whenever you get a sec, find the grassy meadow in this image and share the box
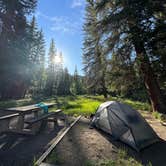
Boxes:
[50,95,151,116]
[0,95,151,116]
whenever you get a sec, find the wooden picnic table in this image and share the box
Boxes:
[4,103,55,133]
[5,103,55,113]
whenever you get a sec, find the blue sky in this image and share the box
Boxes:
[33,0,85,75]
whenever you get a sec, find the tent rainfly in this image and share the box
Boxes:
[91,101,159,151]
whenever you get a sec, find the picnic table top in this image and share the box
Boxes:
[5,103,55,113]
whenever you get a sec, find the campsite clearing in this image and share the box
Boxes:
[0,96,165,166]
[45,114,166,166]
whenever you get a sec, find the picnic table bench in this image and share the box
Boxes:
[0,103,68,135]
[24,109,68,134]
[0,113,19,133]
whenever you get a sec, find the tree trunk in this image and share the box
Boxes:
[133,40,166,114]
[103,92,108,99]
[101,77,108,99]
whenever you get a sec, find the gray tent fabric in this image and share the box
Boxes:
[92,101,159,151]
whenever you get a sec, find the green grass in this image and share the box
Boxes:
[45,150,63,165]
[152,111,162,121]
[0,95,151,116]
[51,95,151,116]
[122,99,150,111]
[84,149,150,166]
[60,96,101,116]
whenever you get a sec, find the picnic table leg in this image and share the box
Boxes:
[34,111,39,118]
[31,123,42,134]
[53,118,58,129]
[40,119,47,131]
[16,114,25,131]
[0,120,10,132]
[64,114,69,126]
[59,113,69,127]
[31,110,43,134]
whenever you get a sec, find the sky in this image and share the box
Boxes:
[34,0,86,75]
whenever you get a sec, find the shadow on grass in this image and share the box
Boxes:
[85,95,106,102]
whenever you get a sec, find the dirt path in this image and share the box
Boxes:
[140,111,166,140]
[46,117,117,166]
[46,114,166,166]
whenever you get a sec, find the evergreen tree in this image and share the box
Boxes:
[96,0,166,113]
[0,0,37,99]
[37,29,46,93]
[56,52,64,94]
[145,1,166,97]
[27,17,46,97]
[63,68,71,95]
[33,29,46,96]
[45,42,72,97]
[71,66,83,95]
[106,54,147,101]
[27,16,39,96]
[83,0,108,98]
[57,67,71,95]
[45,39,57,96]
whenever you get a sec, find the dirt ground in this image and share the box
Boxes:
[46,113,166,166]
[140,111,166,140]
[46,117,117,166]
[0,111,165,166]
[0,117,75,166]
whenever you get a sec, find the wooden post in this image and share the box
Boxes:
[0,119,10,132]
[64,114,69,127]
[34,111,39,118]
[31,122,42,135]
[53,118,58,129]
[16,113,25,131]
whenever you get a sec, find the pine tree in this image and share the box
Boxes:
[0,0,37,99]
[145,1,166,98]
[96,0,166,113]
[28,16,39,63]
[27,17,46,97]
[27,16,39,96]
[56,51,64,94]
[45,39,57,96]
[63,68,71,95]
[71,66,83,95]
[37,29,46,92]
[106,54,147,101]
[83,0,108,98]
[56,52,69,96]
[57,67,71,96]
[33,29,46,96]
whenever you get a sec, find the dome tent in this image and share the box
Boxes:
[91,101,159,151]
